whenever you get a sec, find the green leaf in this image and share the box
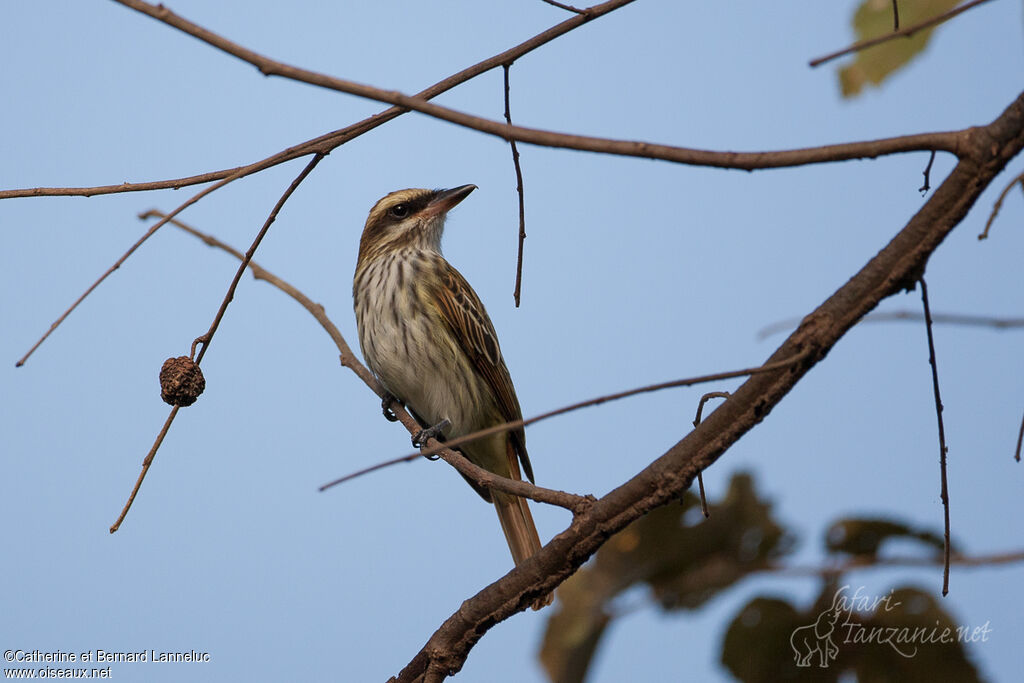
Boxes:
[839,0,962,97]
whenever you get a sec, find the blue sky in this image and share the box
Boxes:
[2,1,1022,681]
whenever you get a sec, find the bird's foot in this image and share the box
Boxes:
[413,418,451,451]
[381,392,400,422]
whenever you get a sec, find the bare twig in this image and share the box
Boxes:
[3,0,632,202]
[108,157,322,531]
[319,433,591,513]
[194,154,323,364]
[13,0,635,365]
[692,392,731,518]
[919,278,951,596]
[920,149,936,194]
[758,310,1024,340]
[391,92,1024,682]
[809,0,997,68]
[765,549,1024,578]
[541,0,586,13]
[1015,409,1024,462]
[8,0,976,211]
[156,211,591,514]
[425,448,590,513]
[504,64,528,308]
[322,365,793,496]
[693,392,731,428]
[15,173,240,367]
[144,211,378,389]
[0,172,247,200]
[978,169,1024,239]
[402,354,809,462]
[109,407,179,533]
[115,0,965,169]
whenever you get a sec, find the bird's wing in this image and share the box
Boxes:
[425,261,534,482]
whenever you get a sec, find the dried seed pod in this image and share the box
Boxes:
[159,356,205,407]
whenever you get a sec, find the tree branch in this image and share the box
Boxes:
[320,357,805,494]
[113,0,965,171]
[978,169,1024,239]
[108,156,321,530]
[1,0,634,201]
[809,0,998,68]
[391,90,1024,683]
[918,278,952,595]
[758,310,1024,340]
[12,0,637,364]
[503,63,528,307]
[156,211,592,514]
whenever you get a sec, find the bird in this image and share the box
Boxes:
[352,184,551,609]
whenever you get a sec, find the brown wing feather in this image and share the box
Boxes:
[428,262,534,482]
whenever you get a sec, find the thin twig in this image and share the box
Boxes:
[427,448,588,513]
[319,427,592,513]
[373,354,808,465]
[108,157,322,531]
[541,0,586,13]
[758,310,1024,340]
[763,549,1024,578]
[194,154,323,364]
[919,278,951,596]
[0,172,249,200]
[693,392,731,429]
[319,440,591,512]
[320,357,801,495]
[4,0,630,202]
[109,407,179,533]
[503,64,528,307]
[144,211,379,390]
[12,1,635,365]
[920,149,936,194]
[392,92,1024,682]
[156,211,590,513]
[115,0,964,169]
[6,0,969,204]
[978,170,1024,239]
[15,173,241,367]
[1015,409,1023,462]
[692,392,730,518]
[809,0,997,68]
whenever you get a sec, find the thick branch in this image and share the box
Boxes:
[392,91,1024,683]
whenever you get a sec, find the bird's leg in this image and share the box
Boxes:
[412,418,451,450]
[381,392,400,422]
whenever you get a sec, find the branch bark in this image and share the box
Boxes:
[1,0,635,201]
[112,0,965,172]
[391,90,1024,682]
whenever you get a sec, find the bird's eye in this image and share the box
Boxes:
[389,203,410,218]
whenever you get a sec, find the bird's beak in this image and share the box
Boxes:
[425,184,476,217]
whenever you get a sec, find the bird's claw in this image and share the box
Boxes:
[413,418,451,451]
[381,392,399,422]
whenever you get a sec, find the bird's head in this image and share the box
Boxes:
[357,184,476,265]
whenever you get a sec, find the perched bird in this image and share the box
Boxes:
[353,185,551,609]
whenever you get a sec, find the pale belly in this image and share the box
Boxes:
[355,268,489,441]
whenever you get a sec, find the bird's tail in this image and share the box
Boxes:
[493,490,552,610]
